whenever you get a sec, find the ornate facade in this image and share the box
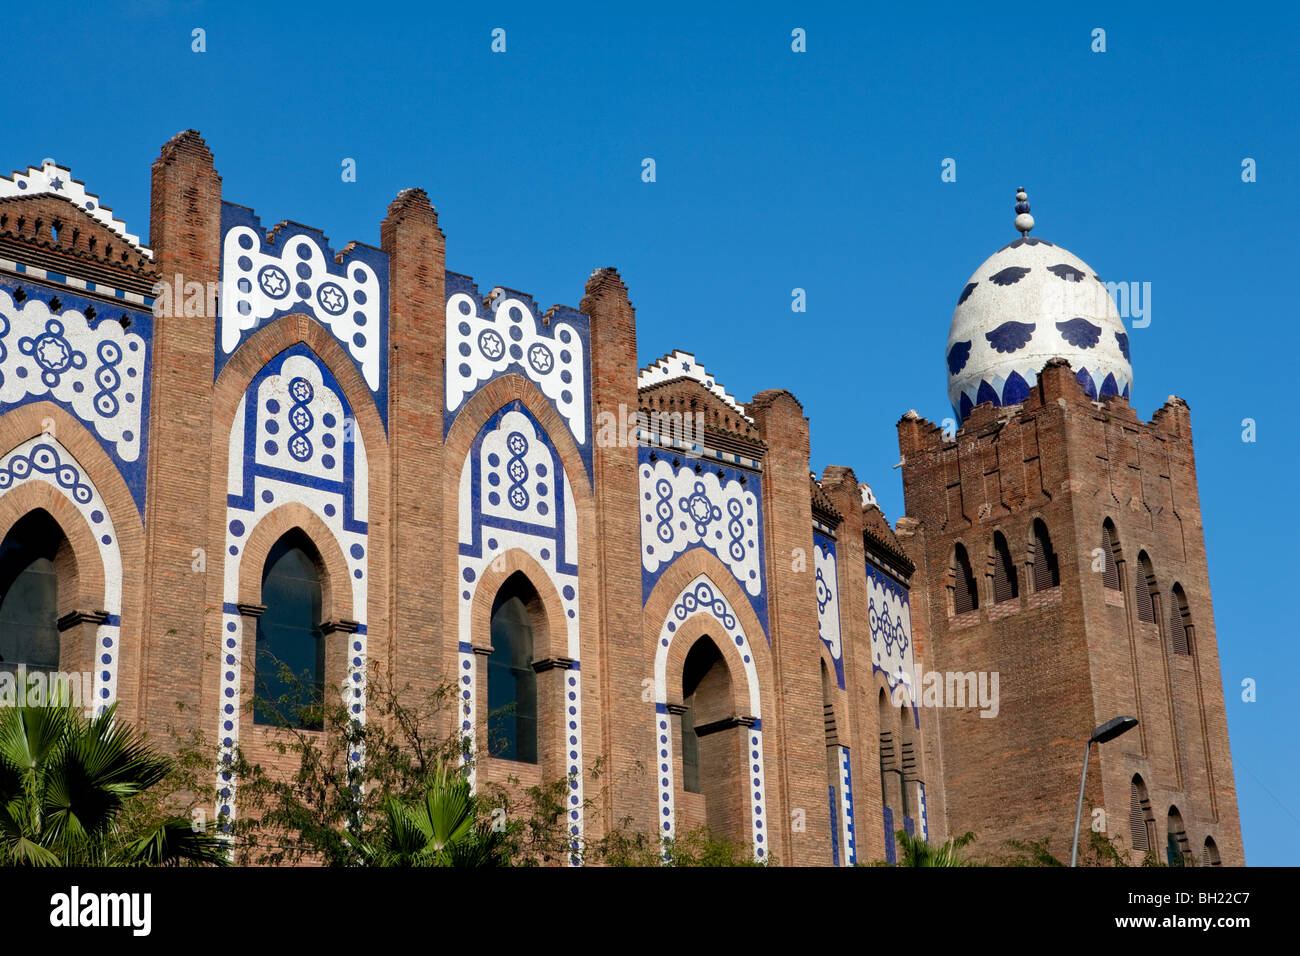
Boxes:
[0,134,1242,865]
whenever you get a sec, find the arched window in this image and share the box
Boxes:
[991,531,1019,603]
[1166,806,1191,866]
[821,660,838,747]
[1129,774,1155,855]
[1169,584,1192,656]
[1136,552,1158,624]
[487,572,539,764]
[952,543,978,613]
[0,510,65,676]
[1031,519,1059,591]
[681,635,742,843]
[1202,836,1221,866]
[899,704,915,820]
[1101,520,1122,590]
[878,688,900,811]
[255,530,325,729]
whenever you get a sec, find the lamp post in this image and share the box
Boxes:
[1070,715,1138,867]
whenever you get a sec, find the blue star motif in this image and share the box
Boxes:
[48,176,64,191]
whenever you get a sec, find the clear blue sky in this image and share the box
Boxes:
[9,1,1297,864]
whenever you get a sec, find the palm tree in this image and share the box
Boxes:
[344,760,507,867]
[0,701,227,866]
[894,829,979,866]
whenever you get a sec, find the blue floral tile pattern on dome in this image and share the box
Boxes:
[946,340,972,375]
[1001,370,1031,405]
[1047,263,1086,282]
[985,321,1035,354]
[988,266,1031,286]
[0,282,153,514]
[1056,318,1102,348]
[1115,330,1130,361]
[217,203,389,429]
[998,237,1055,251]
[1076,367,1097,399]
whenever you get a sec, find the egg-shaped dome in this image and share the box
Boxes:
[946,195,1132,421]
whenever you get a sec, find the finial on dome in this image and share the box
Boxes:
[1014,186,1035,236]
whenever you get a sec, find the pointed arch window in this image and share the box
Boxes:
[877,688,901,812]
[1102,520,1122,590]
[1167,806,1191,866]
[991,531,1019,603]
[0,510,65,676]
[952,543,978,613]
[1136,552,1157,624]
[680,635,745,844]
[1129,774,1155,854]
[255,530,325,729]
[1169,584,1192,656]
[487,573,539,764]
[1202,837,1221,866]
[1031,519,1059,591]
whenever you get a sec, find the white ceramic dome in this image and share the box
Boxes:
[946,197,1132,421]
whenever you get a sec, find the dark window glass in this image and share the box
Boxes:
[487,578,538,763]
[681,695,700,794]
[0,511,63,675]
[254,532,324,729]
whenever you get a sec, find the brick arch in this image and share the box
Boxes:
[660,611,752,717]
[443,373,597,843]
[235,501,355,623]
[0,401,143,548]
[0,479,103,614]
[644,559,774,861]
[444,372,591,504]
[206,319,389,682]
[442,377,597,670]
[467,547,566,664]
[214,312,386,454]
[0,419,139,715]
[643,546,773,690]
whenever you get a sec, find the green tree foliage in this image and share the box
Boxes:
[0,701,226,866]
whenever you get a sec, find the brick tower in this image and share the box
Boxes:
[896,190,1243,865]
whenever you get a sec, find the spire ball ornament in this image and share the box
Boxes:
[1014,186,1035,236]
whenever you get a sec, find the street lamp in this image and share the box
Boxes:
[1070,715,1138,867]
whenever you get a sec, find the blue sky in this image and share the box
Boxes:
[8,1,1298,863]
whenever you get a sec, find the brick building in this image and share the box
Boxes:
[0,135,1242,865]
